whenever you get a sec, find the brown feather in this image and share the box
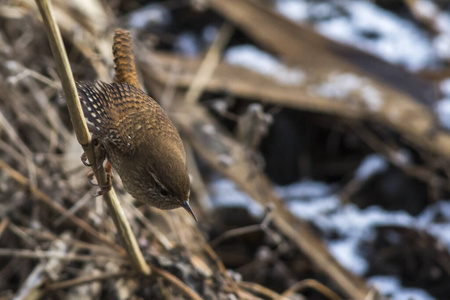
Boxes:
[113,29,140,88]
[76,29,195,218]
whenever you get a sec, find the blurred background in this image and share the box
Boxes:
[1,0,450,299]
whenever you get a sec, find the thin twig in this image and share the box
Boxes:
[210,208,273,247]
[35,0,150,275]
[13,238,67,300]
[239,281,289,300]
[152,266,203,300]
[18,226,118,256]
[210,224,261,247]
[0,248,126,263]
[184,22,234,105]
[282,279,342,300]
[0,218,9,239]
[45,271,137,291]
[0,158,123,253]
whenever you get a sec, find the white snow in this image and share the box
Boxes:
[225,45,305,86]
[433,13,450,60]
[435,78,450,130]
[311,72,383,111]
[434,34,450,60]
[275,180,330,199]
[435,98,450,130]
[175,32,199,57]
[209,179,264,216]
[355,154,388,180]
[328,238,368,274]
[210,155,450,298]
[128,4,171,29]
[275,0,309,22]
[369,276,434,300]
[276,0,435,71]
[440,78,450,97]
[202,26,218,43]
[414,0,438,19]
[204,2,450,297]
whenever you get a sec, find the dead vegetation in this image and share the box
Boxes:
[1,0,450,299]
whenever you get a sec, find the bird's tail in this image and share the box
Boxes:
[113,29,140,89]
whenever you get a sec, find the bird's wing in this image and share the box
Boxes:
[77,81,178,156]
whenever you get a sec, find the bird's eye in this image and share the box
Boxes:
[160,188,169,196]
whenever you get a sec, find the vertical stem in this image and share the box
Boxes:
[35,0,150,275]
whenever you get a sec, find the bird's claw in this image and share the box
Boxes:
[80,152,92,167]
[93,138,106,170]
[92,162,113,197]
[83,138,113,196]
[87,171,98,186]
[92,176,112,197]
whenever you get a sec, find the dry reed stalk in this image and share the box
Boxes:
[282,279,342,300]
[0,158,122,253]
[34,0,150,275]
[184,22,234,105]
[0,248,126,263]
[45,271,136,291]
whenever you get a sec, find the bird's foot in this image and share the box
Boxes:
[87,171,98,186]
[80,152,92,166]
[92,161,113,197]
[92,137,106,170]
[80,137,106,170]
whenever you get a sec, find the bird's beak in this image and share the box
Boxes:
[182,200,198,222]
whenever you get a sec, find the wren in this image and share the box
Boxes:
[76,29,197,221]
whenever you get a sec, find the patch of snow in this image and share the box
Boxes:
[211,151,450,298]
[312,72,383,111]
[175,32,199,56]
[279,178,418,278]
[275,0,309,22]
[434,34,450,61]
[128,4,171,29]
[435,98,450,130]
[225,45,305,86]
[328,238,368,275]
[202,26,218,43]
[369,276,434,300]
[428,8,450,61]
[275,180,330,199]
[414,0,438,19]
[355,154,388,180]
[435,78,450,129]
[436,13,450,34]
[427,223,450,249]
[391,149,412,166]
[321,205,414,236]
[287,196,339,220]
[419,202,450,248]
[209,179,264,216]
[440,78,450,97]
[276,0,435,71]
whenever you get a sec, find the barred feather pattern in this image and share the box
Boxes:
[113,29,140,88]
[74,29,193,215]
[76,81,182,156]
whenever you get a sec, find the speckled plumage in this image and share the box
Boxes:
[76,29,196,220]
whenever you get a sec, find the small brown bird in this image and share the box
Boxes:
[76,29,197,221]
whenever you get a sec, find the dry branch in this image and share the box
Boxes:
[13,238,68,300]
[173,104,371,298]
[45,271,136,291]
[0,158,122,253]
[205,0,450,162]
[139,49,371,296]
